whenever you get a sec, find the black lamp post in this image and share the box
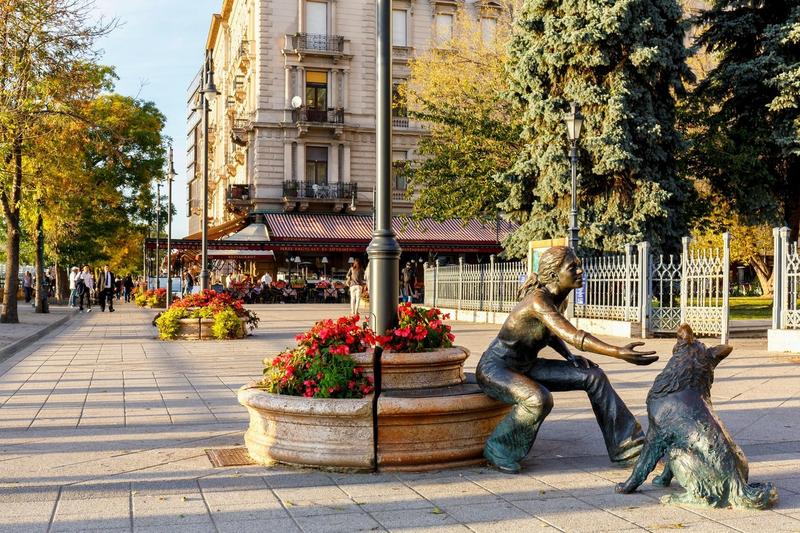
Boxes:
[367,0,401,335]
[199,49,219,291]
[166,146,176,307]
[155,181,161,289]
[563,102,584,252]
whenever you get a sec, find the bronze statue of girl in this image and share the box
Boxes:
[477,246,658,474]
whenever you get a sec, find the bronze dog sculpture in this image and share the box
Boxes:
[616,325,777,509]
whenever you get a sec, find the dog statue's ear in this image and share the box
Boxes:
[676,324,695,344]
[710,344,733,362]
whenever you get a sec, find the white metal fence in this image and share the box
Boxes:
[680,234,731,343]
[774,227,800,330]
[423,233,732,342]
[423,258,526,313]
[574,244,641,322]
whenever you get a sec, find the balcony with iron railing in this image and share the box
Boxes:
[283,180,357,200]
[292,107,344,124]
[227,184,252,203]
[290,33,344,53]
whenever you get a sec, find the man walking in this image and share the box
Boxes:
[123,274,134,302]
[76,266,94,313]
[99,265,116,312]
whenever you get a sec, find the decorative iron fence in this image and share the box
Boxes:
[423,258,527,313]
[680,234,730,343]
[774,227,800,330]
[648,252,682,334]
[574,245,640,322]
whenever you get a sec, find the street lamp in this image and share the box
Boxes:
[563,102,584,252]
[199,49,219,291]
[367,0,401,336]
[155,180,162,289]
[321,256,328,277]
[166,145,177,307]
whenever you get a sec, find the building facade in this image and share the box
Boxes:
[186,0,505,236]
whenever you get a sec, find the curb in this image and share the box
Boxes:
[0,311,75,364]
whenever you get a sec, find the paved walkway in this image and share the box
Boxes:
[0,303,74,361]
[0,303,798,532]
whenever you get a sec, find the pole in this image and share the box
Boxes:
[199,50,212,290]
[367,0,400,472]
[568,141,579,252]
[367,0,401,335]
[156,181,161,290]
[166,146,174,307]
[566,140,579,319]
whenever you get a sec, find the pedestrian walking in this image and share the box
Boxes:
[76,266,94,312]
[99,265,116,312]
[68,267,80,308]
[402,262,416,303]
[22,271,33,303]
[345,259,365,316]
[182,270,194,297]
[123,274,134,302]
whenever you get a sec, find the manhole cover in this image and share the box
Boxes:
[205,447,257,467]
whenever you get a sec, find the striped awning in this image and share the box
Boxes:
[261,213,515,252]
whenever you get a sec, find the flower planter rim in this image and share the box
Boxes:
[239,385,374,416]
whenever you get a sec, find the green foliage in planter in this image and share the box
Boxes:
[212,307,243,340]
[135,292,148,307]
[155,307,189,340]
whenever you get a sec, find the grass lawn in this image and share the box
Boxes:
[729,296,773,320]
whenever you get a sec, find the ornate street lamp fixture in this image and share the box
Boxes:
[563,102,584,252]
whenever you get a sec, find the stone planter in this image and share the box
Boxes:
[376,378,511,471]
[238,385,374,471]
[352,346,469,390]
[172,317,247,340]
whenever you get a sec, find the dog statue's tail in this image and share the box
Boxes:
[730,480,779,510]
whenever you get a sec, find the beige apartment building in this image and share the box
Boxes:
[184,0,511,267]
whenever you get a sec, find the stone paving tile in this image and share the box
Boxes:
[513,495,641,531]
[293,511,384,532]
[215,517,301,533]
[371,507,461,529]
[718,512,800,532]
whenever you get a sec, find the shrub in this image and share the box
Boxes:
[261,315,374,398]
[155,307,189,340]
[212,307,243,340]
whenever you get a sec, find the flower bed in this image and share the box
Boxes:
[155,289,259,340]
[260,315,374,398]
[135,288,166,309]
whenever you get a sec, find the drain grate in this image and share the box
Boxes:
[205,447,257,467]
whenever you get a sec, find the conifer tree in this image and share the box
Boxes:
[500,0,694,257]
[686,1,800,241]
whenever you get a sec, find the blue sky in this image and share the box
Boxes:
[94,0,220,237]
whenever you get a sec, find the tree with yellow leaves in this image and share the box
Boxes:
[402,2,523,224]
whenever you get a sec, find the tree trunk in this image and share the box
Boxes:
[56,263,69,301]
[751,254,773,297]
[1,224,20,323]
[0,134,23,324]
[34,208,49,313]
